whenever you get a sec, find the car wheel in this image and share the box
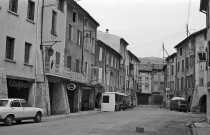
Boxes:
[16,120,22,124]
[34,112,42,123]
[4,115,14,126]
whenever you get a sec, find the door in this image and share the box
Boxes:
[10,100,23,118]
[20,100,35,117]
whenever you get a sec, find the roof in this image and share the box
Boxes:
[174,28,207,49]
[200,0,208,13]
[97,40,122,59]
[127,50,141,63]
[69,0,100,27]
[97,30,129,53]
[165,53,176,61]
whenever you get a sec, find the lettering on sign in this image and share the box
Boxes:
[8,79,29,89]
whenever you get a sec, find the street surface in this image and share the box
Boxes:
[0,105,205,135]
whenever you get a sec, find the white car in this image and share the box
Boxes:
[0,98,44,126]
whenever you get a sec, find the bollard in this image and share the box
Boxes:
[136,126,144,133]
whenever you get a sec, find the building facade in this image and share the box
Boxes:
[164,53,177,108]
[0,0,40,107]
[174,28,207,112]
[200,0,210,124]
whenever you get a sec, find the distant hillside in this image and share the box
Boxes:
[139,57,164,64]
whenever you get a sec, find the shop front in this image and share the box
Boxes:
[7,78,34,105]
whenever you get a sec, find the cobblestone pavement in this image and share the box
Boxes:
[0,105,205,135]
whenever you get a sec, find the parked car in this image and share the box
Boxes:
[119,101,134,110]
[170,97,188,112]
[0,98,44,126]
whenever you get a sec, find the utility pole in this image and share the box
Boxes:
[185,24,190,37]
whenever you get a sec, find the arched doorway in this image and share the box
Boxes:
[199,95,206,113]
[95,92,102,109]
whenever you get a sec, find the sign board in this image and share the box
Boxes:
[67,83,76,90]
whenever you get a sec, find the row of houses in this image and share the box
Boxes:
[163,28,207,114]
[0,0,165,116]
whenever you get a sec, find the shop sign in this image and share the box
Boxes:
[8,79,29,89]
[67,83,76,90]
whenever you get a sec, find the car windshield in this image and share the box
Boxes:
[0,100,9,107]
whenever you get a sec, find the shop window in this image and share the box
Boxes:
[5,36,15,60]
[9,0,18,13]
[27,0,35,21]
[103,96,109,103]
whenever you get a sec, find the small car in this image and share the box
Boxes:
[170,97,188,112]
[0,98,44,126]
[119,101,134,110]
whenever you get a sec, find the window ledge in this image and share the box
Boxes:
[24,63,33,67]
[4,59,16,63]
[26,18,35,24]
[8,10,19,17]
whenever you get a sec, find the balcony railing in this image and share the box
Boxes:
[45,62,86,83]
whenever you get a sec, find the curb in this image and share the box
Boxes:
[43,110,101,122]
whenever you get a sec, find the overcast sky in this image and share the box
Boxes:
[78,0,206,58]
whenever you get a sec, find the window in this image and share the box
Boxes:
[84,62,88,74]
[182,59,184,72]
[199,78,204,86]
[106,52,109,65]
[92,38,95,53]
[186,57,189,69]
[5,36,15,60]
[58,0,64,12]
[69,24,73,41]
[84,19,88,26]
[110,55,113,67]
[171,65,174,75]
[181,77,184,89]
[77,30,82,46]
[55,52,60,65]
[76,59,80,72]
[180,47,182,56]
[103,96,109,103]
[177,78,179,89]
[198,52,207,61]
[73,10,78,24]
[27,0,35,21]
[51,10,57,35]
[67,55,71,69]
[11,100,21,107]
[99,47,103,61]
[9,0,18,13]
[177,61,180,71]
[146,77,149,83]
[24,42,31,64]
[20,100,30,107]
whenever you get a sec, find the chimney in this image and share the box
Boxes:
[106,29,109,33]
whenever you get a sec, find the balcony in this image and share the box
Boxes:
[45,62,86,83]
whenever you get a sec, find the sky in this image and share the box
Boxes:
[78,0,206,58]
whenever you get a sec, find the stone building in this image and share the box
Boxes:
[0,0,40,107]
[164,53,177,108]
[174,28,207,112]
[200,0,210,124]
